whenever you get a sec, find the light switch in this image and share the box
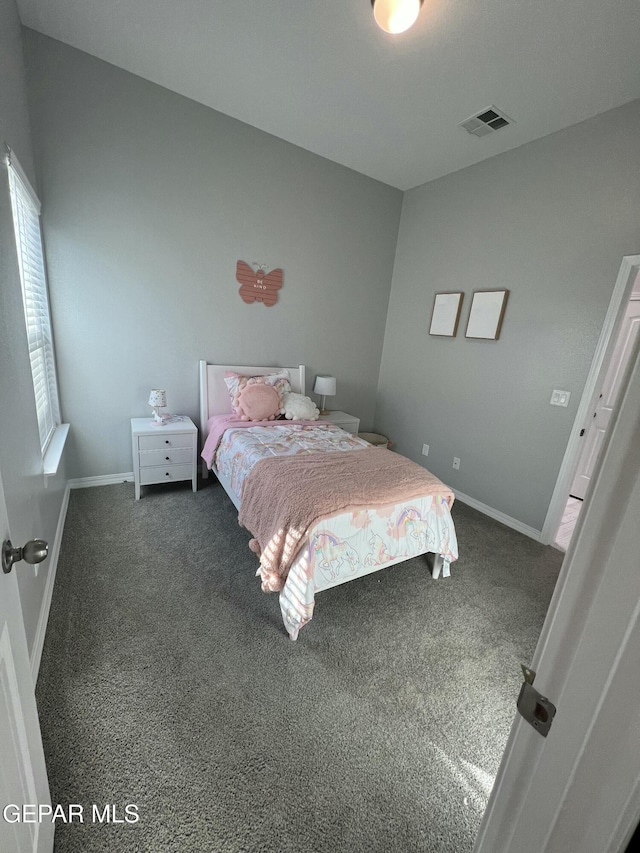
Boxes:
[550,389,571,407]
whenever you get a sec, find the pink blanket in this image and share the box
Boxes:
[200,415,323,468]
[238,448,454,592]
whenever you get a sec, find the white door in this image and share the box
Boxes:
[0,472,54,853]
[475,327,640,852]
[571,295,640,499]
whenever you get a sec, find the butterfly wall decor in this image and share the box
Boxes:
[236,261,283,307]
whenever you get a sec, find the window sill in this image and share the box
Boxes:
[43,423,70,479]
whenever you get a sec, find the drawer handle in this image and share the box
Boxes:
[165,472,170,476]
[165,456,170,461]
[165,440,170,445]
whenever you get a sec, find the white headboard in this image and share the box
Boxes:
[199,360,306,444]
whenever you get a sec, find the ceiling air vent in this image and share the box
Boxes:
[459,106,513,138]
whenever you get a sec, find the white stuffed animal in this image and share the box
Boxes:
[282,391,319,420]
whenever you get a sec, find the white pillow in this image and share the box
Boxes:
[282,392,319,420]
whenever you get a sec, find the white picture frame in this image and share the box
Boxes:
[465,289,509,340]
[429,292,464,337]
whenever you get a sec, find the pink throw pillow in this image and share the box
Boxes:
[235,383,281,421]
[224,370,290,416]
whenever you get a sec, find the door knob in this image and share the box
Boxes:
[2,539,49,574]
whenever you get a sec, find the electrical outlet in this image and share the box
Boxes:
[550,389,571,407]
[452,457,461,470]
[422,444,429,456]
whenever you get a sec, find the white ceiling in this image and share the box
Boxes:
[16,0,640,190]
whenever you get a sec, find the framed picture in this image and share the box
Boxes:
[429,292,464,337]
[465,289,509,340]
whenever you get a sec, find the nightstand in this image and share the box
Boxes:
[131,417,198,500]
[318,411,360,435]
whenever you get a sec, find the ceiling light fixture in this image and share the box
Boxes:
[371,0,424,34]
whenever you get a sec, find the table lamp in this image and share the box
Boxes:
[313,376,336,415]
[148,389,167,425]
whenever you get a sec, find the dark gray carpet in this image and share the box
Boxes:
[36,479,562,853]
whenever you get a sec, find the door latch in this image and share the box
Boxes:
[517,665,556,737]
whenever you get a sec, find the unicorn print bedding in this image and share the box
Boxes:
[211,421,458,640]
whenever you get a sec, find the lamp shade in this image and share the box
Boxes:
[371,0,423,34]
[313,376,336,397]
[148,389,167,407]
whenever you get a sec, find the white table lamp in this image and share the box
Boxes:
[313,376,336,415]
[148,389,167,425]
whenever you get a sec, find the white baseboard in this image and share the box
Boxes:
[68,472,134,489]
[30,481,71,685]
[454,489,543,542]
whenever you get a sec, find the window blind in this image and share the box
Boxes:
[7,150,61,454]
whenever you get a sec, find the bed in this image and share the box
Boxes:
[199,361,459,639]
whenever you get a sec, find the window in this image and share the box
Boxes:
[6,148,61,454]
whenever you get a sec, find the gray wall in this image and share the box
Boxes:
[21,28,640,536]
[24,31,403,480]
[375,99,640,531]
[0,0,68,655]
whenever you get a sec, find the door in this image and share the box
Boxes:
[0,471,54,853]
[542,257,640,546]
[571,285,640,499]
[475,317,640,852]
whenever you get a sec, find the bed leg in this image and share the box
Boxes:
[201,460,209,479]
[431,553,443,579]
[429,554,451,580]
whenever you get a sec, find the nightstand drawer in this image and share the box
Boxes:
[138,448,194,467]
[138,433,194,452]
[139,463,194,485]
